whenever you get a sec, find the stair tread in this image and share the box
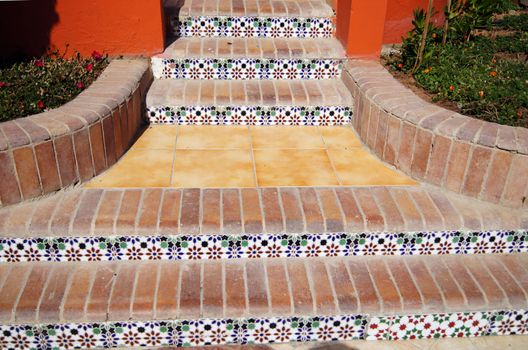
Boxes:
[1,254,527,325]
[178,0,334,18]
[157,37,346,60]
[146,79,353,107]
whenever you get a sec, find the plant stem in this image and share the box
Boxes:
[442,0,452,44]
[412,0,434,73]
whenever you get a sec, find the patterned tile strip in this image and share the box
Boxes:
[147,106,352,125]
[0,230,526,263]
[0,315,367,349]
[174,16,334,38]
[151,58,343,80]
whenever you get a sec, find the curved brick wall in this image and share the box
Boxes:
[0,59,152,207]
[343,60,528,210]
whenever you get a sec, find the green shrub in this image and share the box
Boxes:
[497,13,528,31]
[0,51,108,122]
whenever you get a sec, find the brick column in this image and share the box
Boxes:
[336,0,388,59]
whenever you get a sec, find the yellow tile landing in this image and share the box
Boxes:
[85,125,417,188]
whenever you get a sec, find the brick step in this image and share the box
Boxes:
[146,79,353,125]
[1,186,526,263]
[152,38,345,80]
[0,254,527,347]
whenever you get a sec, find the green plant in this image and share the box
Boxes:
[445,0,499,42]
[497,13,528,31]
[0,51,108,122]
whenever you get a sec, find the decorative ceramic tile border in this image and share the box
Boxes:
[174,16,334,38]
[1,230,526,263]
[0,315,366,349]
[147,106,352,125]
[488,309,528,335]
[151,58,342,80]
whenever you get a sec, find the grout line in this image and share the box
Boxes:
[247,126,259,188]
[319,126,343,185]
[169,126,179,186]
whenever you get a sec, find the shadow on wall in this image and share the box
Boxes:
[0,0,59,64]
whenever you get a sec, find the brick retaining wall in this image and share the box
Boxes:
[344,60,528,210]
[0,59,152,207]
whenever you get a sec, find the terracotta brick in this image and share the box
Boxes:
[424,258,466,310]
[409,190,444,230]
[461,146,492,197]
[354,188,385,231]
[444,141,470,193]
[13,147,42,200]
[73,129,95,181]
[425,135,451,186]
[374,111,389,157]
[61,264,95,322]
[15,265,50,323]
[366,258,402,313]
[366,105,380,149]
[246,260,269,315]
[241,188,263,233]
[137,189,163,234]
[89,123,107,174]
[202,261,224,318]
[86,264,118,321]
[119,104,130,148]
[54,135,78,187]
[462,255,508,309]
[481,150,513,204]
[225,261,247,317]
[383,116,401,165]
[405,257,444,312]
[156,263,180,319]
[180,189,200,235]
[478,122,499,147]
[0,265,31,322]
[456,118,483,142]
[0,151,22,205]
[449,197,482,230]
[411,128,433,178]
[72,189,104,235]
[35,141,61,193]
[4,203,32,236]
[427,192,463,230]
[396,122,416,173]
[94,190,122,234]
[390,188,424,231]
[346,259,380,313]
[132,263,158,319]
[483,256,527,308]
[38,264,71,323]
[107,264,136,321]
[501,255,528,299]
[279,188,304,232]
[317,189,345,232]
[29,197,59,235]
[299,188,324,233]
[202,189,221,234]
[387,258,422,312]
[102,116,117,166]
[179,262,201,318]
[1,121,30,148]
[286,260,313,315]
[266,260,292,314]
[112,108,125,158]
[306,260,336,315]
[116,189,142,234]
[442,256,486,309]
[371,187,405,231]
[335,188,365,232]
[158,189,181,234]
[50,190,83,234]
[222,189,243,234]
[261,188,284,233]
[502,155,528,208]
[326,260,358,313]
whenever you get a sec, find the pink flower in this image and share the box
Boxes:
[76,82,85,89]
[0,82,7,88]
[34,59,44,67]
[91,50,103,61]
[37,100,45,109]
[86,63,94,72]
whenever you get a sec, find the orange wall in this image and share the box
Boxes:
[1,0,165,59]
[384,0,447,44]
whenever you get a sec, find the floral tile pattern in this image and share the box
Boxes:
[151,58,342,80]
[365,316,392,340]
[488,309,528,336]
[0,230,526,263]
[0,315,367,350]
[174,16,334,38]
[147,106,352,125]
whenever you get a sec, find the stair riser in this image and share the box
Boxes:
[147,105,352,125]
[1,309,526,349]
[152,58,343,80]
[174,16,334,38]
[1,230,526,263]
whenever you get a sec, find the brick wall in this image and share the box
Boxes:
[343,60,528,210]
[0,60,152,207]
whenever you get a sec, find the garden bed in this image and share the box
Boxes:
[0,51,108,122]
[384,8,527,128]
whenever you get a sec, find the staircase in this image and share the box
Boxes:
[0,1,527,349]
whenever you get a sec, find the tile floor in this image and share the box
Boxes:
[86,125,417,188]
